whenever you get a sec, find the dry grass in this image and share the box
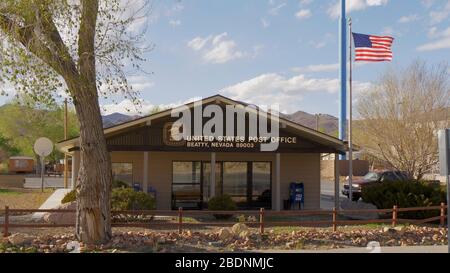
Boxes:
[0,187,54,214]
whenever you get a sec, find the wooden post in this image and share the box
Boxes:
[392,205,398,227]
[332,207,337,232]
[3,206,9,238]
[441,203,446,227]
[178,207,183,234]
[259,208,265,235]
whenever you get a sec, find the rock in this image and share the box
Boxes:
[231,223,248,235]
[386,239,397,246]
[383,227,397,234]
[239,230,250,239]
[218,228,233,241]
[43,202,76,225]
[157,237,166,244]
[286,242,295,248]
[394,226,405,232]
[8,233,34,246]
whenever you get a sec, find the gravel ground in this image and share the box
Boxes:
[1,224,447,253]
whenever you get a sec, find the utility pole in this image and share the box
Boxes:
[315,114,320,131]
[63,99,68,189]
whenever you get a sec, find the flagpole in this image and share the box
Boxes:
[339,0,347,159]
[348,18,354,201]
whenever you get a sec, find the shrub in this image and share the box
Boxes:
[111,188,155,211]
[112,180,130,189]
[207,194,237,220]
[61,189,76,204]
[362,180,446,219]
[61,187,156,211]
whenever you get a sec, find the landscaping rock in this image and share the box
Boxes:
[218,228,233,241]
[231,223,248,235]
[43,202,76,225]
[8,233,34,246]
[239,230,250,239]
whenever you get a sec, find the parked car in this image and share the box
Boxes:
[342,170,411,201]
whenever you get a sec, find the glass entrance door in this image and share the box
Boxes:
[172,162,202,209]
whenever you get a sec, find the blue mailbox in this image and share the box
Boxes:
[289,182,305,210]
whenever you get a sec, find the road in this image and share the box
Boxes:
[320,180,347,209]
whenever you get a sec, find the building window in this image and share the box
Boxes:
[112,163,133,186]
[172,161,272,210]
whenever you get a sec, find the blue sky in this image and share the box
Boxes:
[2,0,450,116]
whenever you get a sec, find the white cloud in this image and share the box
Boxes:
[165,3,184,17]
[398,14,419,24]
[299,0,314,6]
[429,1,450,25]
[261,18,271,28]
[293,62,367,73]
[382,26,394,36]
[187,33,249,64]
[127,76,155,91]
[220,73,371,113]
[269,3,287,16]
[422,0,435,9]
[328,0,389,19]
[295,9,312,20]
[308,33,334,49]
[169,20,181,27]
[417,37,450,51]
[293,63,339,73]
[101,96,201,115]
[417,26,450,51]
[0,81,16,98]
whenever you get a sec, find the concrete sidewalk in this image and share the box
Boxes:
[259,245,449,253]
[31,189,72,221]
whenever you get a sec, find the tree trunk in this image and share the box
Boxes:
[72,85,112,244]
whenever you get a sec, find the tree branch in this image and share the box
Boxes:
[0,12,78,83]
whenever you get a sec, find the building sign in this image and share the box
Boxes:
[184,135,298,149]
[164,122,298,150]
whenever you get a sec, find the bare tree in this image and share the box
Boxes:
[355,61,450,180]
[0,0,151,243]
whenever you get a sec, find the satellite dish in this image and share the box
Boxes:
[34,137,53,157]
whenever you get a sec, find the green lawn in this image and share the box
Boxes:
[0,188,23,195]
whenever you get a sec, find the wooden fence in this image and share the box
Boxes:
[2,204,448,237]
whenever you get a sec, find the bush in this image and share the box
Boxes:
[112,180,130,189]
[61,188,156,211]
[207,194,237,220]
[61,189,76,204]
[111,188,155,211]
[362,180,446,219]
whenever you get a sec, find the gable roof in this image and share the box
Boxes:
[57,94,347,153]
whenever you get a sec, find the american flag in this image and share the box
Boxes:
[352,32,394,62]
